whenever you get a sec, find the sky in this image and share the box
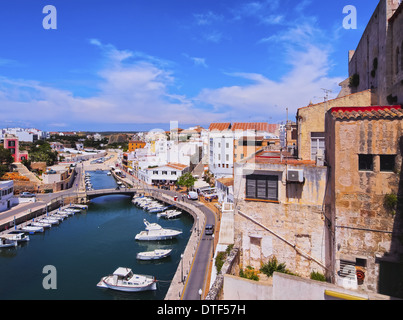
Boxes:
[0,0,380,132]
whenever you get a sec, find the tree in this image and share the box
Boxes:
[0,146,13,177]
[176,172,197,191]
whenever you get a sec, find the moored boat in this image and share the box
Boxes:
[21,224,44,233]
[0,236,17,248]
[3,231,30,243]
[135,219,182,241]
[96,267,157,292]
[136,249,172,260]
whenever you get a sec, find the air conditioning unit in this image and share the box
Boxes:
[287,169,304,183]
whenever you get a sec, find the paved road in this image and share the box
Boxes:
[155,189,217,300]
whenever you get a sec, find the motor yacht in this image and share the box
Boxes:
[97,267,157,292]
[135,219,182,241]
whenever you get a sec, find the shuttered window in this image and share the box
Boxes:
[246,174,278,201]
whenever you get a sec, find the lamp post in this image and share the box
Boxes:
[181,253,184,283]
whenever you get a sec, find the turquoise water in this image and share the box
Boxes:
[0,170,193,300]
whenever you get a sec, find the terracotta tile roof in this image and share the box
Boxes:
[209,123,231,131]
[231,122,269,132]
[330,106,403,120]
[216,177,234,187]
[166,162,188,171]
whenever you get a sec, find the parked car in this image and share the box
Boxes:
[20,192,36,198]
[205,224,214,235]
[187,191,198,200]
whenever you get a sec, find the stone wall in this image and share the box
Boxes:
[297,90,375,161]
[347,0,402,105]
[325,111,403,295]
[233,161,329,278]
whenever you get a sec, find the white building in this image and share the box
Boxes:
[0,181,17,212]
[137,162,189,185]
[208,122,271,179]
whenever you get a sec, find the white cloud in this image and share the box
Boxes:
[196,45,343,121]
[0,42,222,129]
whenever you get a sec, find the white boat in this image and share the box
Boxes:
[136,249,172,260]
[97,267,157,292]
[39,218,59,225]
[31,221,52,228]
[0,236,17,248]
[48,214,64,221]
[70,204,88,210]
[159,210,182,219]
[52,213,68,219]
[135,219,182,241]
[21,225,44,233]
[147,205,167,213]
[3,232,30,243]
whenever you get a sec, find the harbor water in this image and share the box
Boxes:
[0,170,193,300]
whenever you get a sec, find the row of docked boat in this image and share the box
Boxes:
[85,173,94,191]
[132,196,182,219]
[0,205,88,248]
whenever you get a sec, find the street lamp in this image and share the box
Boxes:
[181,253,184,283]
[212,234,215,257]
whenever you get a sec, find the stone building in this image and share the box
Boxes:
[297,90,376,161]
[343,0,403,105]
[324,105,403,298]
[233,149,328,278]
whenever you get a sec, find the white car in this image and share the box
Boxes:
[187,191,198,200]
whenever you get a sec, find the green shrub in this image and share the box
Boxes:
[260,256,297,277]
[310,271,326,282]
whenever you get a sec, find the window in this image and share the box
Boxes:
[359,154,373,171]
[162,171,167,175]
[8,140,15,147]
[171,171,176,175]
[311,132,325,160]
[380,155,395,172]
[226,142,229,148]
[226,154,229,161]
[246,174,278,201]
[153,171,158,175]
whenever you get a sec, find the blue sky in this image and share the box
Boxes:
[0,0,379,132]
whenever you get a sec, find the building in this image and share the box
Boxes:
[137,162,189,185]
[341,0,403,105]
[208,123,233,178]
[324,105,403,298]
[0,180,17,212]
[3,134,28,163]
[297,90,376,161]
[208,122,273,178]
[233,149,328,278]
[128,140,146,153]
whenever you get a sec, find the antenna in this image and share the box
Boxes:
[321,88,333,102]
